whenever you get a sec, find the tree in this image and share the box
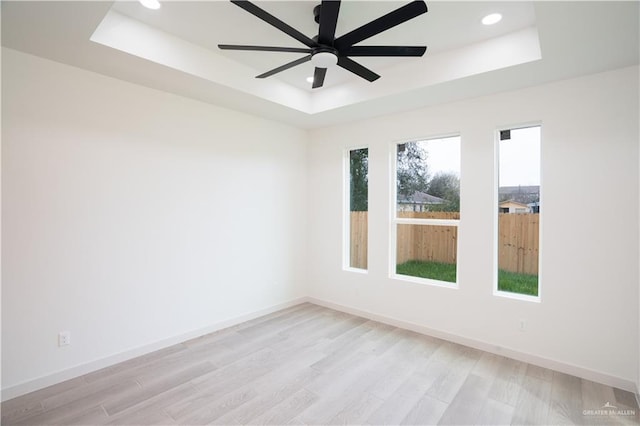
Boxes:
[428,172,460,212]
[396,142,429,200]
[350,148,368,211]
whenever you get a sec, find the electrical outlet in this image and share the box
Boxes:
[519,319,527,332]
[58,331,71,346]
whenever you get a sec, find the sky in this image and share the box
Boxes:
[419,136,461,177]
[415,126,540,186]
[499,126,541,186]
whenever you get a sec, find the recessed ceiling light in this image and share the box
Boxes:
[139,0,161,10]
[306,76,314,83]
[482,13,502,25]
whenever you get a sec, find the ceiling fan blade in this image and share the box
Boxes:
[318,0,341,45]
[219,44,312,54]
[312,67,327,89]
[256,55,312,79]
[345,46,426,57]
[337,57,380,82]
[231,0,318,48]
[334,1,427,50]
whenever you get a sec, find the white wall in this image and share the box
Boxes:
[2,45,639,399]
[308,66,639,391]
[1,48,308,395]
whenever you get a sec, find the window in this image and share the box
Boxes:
[392,136,461,285]
[496,125,541,298]
[345,147,368,271]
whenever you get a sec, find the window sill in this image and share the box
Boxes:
[344,267,368,274]
[494,289,541,303]
[391,273,458,289]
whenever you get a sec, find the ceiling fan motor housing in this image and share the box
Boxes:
[313,4,322,24]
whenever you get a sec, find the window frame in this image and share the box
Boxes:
[389,134,461,288]
[343,145,369,274]
[493,123,543,303]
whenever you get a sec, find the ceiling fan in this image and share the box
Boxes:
[219,0,428,89]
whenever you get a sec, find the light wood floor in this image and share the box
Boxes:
[2,303,639,425]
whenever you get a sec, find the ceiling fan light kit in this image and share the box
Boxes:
[139,0,161,10]
[219,0,429,89]
[311,50,338,68]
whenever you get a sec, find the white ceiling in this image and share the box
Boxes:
[2,1,639,129]
[110,1,536,91]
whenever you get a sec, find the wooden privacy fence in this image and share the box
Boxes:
[349,211,539,275]
[396,212,459,265]
[396,222,458,265]
[349,211,368,269]
[498,213,539,275]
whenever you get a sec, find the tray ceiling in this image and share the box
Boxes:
[2,1,638,128]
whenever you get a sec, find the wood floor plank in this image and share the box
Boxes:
[487,356,528,406]
[614,387,640,410]
[297,351,396,424]
[104,382,198,425]
[101,344,188,377]
[437,373,493,424]
[547,370,584,425]
[400,394,448,425]
[511,374,552,425]
[235,303,324,338]
[168,347,324,422]
[84,343,198,388]
[328,391,384,425]
[210,367,321,425]
[526,363,555,382]
[365,336,438,401]
[2,303,634,426]
[472,352,506,379]
[424,343,482,403]
[40,376,139,411]
[580,379,640,425]
[249,388,319,425]
[359,325,405,356]
[304,351,375,398]
[191,347,276,390]
[275,311,360,349]
[475,397,514,425]
[316,317,372,355]
[366,358,418,400]
[60,405,109,426]
[365,370,437,425]
[12,380,140,425]
[174,385,258,424]
[0,399,44,425]
[2,375,86,415]
[103,361,215,416]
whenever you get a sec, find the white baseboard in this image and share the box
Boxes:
[307,297,638,394]
[1,297,307,402]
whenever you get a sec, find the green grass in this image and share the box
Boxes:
[396,260,457,283]
[396,260,538,296]
[497,269,538,296]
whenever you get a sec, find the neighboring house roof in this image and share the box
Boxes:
[499,185,540,195]
[499,200,529,208]
[498,185,539,204]
[398,191,444,205]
